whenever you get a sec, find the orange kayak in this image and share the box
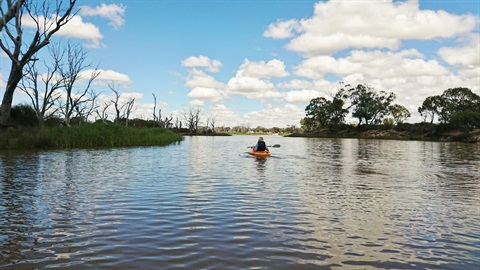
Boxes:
[248,148,271,157]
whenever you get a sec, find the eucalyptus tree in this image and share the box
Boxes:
[438,87,479,124]
[0,0,77,128]
[418,95,442,123]
[388,104,411,125]
[419,88,479,127]
[345,84,396,126]
[304,96,348,130]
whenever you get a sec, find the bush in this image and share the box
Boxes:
[450,110,480,131]
[10,104,39,128]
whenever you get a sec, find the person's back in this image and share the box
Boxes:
[256,140,266,151]
[254,137,268,151]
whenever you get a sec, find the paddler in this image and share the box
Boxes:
[253,137,269,152]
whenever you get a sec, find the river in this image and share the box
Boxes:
[1,135,479,269]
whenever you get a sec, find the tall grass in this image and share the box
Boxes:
[0,124,183,150]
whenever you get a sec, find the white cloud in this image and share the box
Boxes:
[189,99,205,106]
[264,19,300,39]
[284,89,323,103]
[185,69,225,89]
[207,104,238,126]
[22,15,103,48]
[184,69,225,103]
[243,104,304,128]
[225,59,287,100]
[79,4,126,29]
[90,69,133,86]
[22,4,125,48]
[266,0,477,56]
[227,71,282,99]
[182,55,222,72]
[187,87,223,102]
[294,50,448,80]
[239,59,289,78]
[438,34,480,66]
[277,79,313,89]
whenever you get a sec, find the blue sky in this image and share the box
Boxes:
[1,0,479,128]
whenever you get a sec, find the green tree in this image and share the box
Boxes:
[419,87,480,130]
[305,97,331,128]
[389,104,411,125]
[450,110,480,131]
[418,95,442,123]
[304,96,348,130]
[383,117,394,127]
[300,117,314,132]
[438,87,480,123]
[346,84,396,126]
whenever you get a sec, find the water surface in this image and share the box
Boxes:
[1,136,479,269]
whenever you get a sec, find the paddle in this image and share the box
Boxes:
[246,144,281,148]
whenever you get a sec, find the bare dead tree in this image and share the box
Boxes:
[0,0,25,32]
[109,83,135,126]
[164,114,173,129]
[193,107,201,132]
[182,109,194,133]
[205,117,210,134]
[182,106,202,133]
[152,93,158,126]
[19,51,63,126]
[95,100,111,123]
[174,117,182,129]
[109,83,123,125]
[209,114,217,133]
[73,90,100,125]
[123,97,135,127]
[55,42,100,126]
[0,0,77,128]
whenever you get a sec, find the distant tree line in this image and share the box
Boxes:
[301,84,480,133]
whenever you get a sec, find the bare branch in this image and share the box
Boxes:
[1,0,78,127]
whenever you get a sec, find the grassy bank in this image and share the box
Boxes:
[287,126,480,143]
[0,124,183,150]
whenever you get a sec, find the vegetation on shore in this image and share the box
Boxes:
[288,123,480,143]
[298,85,480,143]
[0,124,183,150]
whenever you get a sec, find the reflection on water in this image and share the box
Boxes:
[1,136,479,269]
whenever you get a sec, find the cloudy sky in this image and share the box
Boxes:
[1,0,479,128]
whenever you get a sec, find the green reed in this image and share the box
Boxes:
[0,124,183,150]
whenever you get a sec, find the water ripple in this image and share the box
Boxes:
[0,138,479,269]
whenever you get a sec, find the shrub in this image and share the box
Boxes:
[10,104,39,128]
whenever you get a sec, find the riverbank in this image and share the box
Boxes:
[287,128,480,143]
[180,132,231,136]
[0,124,183,150]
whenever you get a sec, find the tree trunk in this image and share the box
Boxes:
[0,64,23,127]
